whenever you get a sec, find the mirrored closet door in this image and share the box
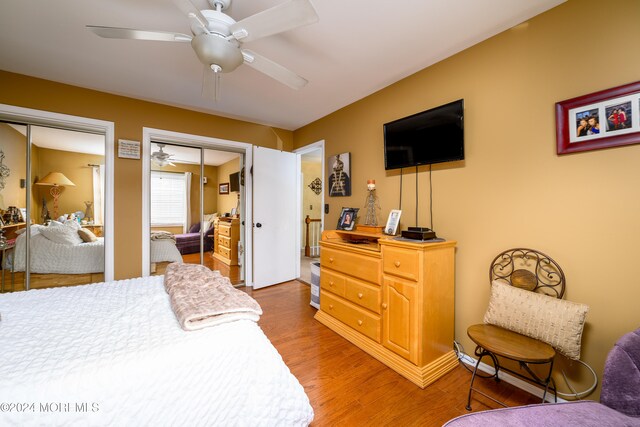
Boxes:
[0,122,106,292]
[148,142,243,285]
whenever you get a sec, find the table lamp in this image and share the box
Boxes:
[36,172,75,219]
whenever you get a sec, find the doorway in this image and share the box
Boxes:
[294,141,324,284]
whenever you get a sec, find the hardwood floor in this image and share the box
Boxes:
[247,281,541,426]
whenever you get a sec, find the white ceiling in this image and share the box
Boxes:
[0,0,565,131]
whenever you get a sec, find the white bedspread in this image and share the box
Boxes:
[150,238,183,263]
[12,233,104,274]
[0,276,313,426]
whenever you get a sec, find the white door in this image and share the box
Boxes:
[253,146,298,289]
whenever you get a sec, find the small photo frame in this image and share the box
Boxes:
[219,182,229,195]
[385,209,402,235]
[230,207,237,216]
[19,208,27,223]
[337,207,358,231]
[0,216,4,227]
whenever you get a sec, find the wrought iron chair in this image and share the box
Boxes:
[465,248,566,410]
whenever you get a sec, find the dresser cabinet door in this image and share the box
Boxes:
[382,276,418,364]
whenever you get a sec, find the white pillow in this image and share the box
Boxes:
[40,222,83,245]
[201,220,211,232]
[484,280,589,360]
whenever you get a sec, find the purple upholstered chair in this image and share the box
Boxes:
[443,328,640,427]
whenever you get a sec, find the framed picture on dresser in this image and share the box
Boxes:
[337,207,358,231]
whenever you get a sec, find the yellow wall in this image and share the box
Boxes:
[301,158,322,245]
[0,70,292,279]
[216,158,240,215]
[293,0,640,398]
[32,146,104,223]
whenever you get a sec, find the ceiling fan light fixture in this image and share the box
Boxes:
[192,33,243,72]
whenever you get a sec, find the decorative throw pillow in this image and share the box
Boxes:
[203,213,218,223]
[40,222,84,245]
[78,228,98,243]
[484,280,589,360]
[188,223,201,233]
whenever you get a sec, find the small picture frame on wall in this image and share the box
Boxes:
[556,81,640,154]
[337,207,358,231]
[219,182,229,195]
[384,209,402,235]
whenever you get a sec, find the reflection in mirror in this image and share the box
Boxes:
[149,143,202,275]
[0,123,27,292]
[1,123,106,291]
[206,148,243,285]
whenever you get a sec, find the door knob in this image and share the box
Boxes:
[256,223,262,228]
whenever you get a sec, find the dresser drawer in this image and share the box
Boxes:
[321,247,381,284]
[320,268,346,297]
[382,246,420,282]
[218,245,231,259]
[218,235,231,249]
[344,277,381,313]
[218,225,231,237]
[321,290,381,342]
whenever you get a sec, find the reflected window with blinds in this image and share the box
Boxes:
[150,171,186,227]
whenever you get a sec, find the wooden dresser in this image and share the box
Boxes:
[314,230,457,388]
[212,217,240,266]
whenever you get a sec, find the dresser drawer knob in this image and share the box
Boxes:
[394,261,401,268]
[357,320,363,326]
[329,304,334,310]
[329,281,335,287]
[329,257,335,263]
[382,303,388,310]
[357,292,363,299]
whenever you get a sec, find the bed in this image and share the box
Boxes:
[12,232,104,274]
[10,226,182,273]
[0,275,314,426]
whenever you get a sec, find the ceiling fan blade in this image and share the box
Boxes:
[87,25,192,42]
[242,50,307,90]
[173,0,211,34]
[230,0,318,42]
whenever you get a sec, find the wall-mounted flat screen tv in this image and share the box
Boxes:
[383,99,464,170]
[229,171,240,192]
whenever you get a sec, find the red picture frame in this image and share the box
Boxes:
[556,81,640,155]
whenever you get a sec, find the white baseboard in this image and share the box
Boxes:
[458,351,567,404]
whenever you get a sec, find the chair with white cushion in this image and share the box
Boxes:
[465,248,588,411]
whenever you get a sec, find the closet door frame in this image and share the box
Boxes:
[0,103,115,286]
[141,127,252,285]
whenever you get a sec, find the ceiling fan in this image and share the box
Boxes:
[87,0,319,99]
[151,144,176,167]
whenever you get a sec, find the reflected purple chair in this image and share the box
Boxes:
[443,328,640,427]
